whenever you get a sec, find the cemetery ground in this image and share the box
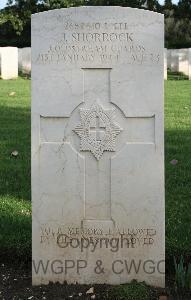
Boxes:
[0,77,191,299]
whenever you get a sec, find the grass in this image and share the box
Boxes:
[0,78,190,266]
[0,77,31,260]
[110,280,150,300]
[165,80,191,258]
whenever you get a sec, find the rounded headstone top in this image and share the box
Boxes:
[32,6,164,18]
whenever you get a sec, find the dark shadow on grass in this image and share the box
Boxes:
[0,103,31,265]
[167,70,189,80]
[0,104,31,201]
[165,128,191,275]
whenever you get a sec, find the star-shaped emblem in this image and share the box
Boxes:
[73,102,122,160]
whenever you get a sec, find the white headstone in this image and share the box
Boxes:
[167,49,171,68]
[170,49,179,72]
[0,47,18,79]
[32,7,165,287]
[188,48,191,80]
[164,48,167,80]
[178,48,189,76]
[18,47,31,74]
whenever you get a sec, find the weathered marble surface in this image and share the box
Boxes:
[32,6,165,287]
[0,47,18,79]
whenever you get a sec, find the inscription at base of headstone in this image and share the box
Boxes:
[32,7,165,287]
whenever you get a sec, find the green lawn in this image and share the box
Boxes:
[0,78,190,264]
[165,81,191,258]
[0,78,31,260]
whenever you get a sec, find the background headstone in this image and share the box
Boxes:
[18,47,31,75]
[164,48,167,79]
[167,49,171,69]
[0,47,18,80]
[178,48,189,76]
[188,48,191,80]
[32,7,165,287]
[170,49,179,72]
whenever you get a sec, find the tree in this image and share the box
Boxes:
[163,0,191,48]
[0,0,191,48]
[143,0,161,11]
[0,0,44,46]
[164,0,173,9]
[42,0,83,9]
[176,0,191,18]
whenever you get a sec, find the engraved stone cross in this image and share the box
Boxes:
[73,68,155,230]
[90,116,106,141]
[40,68,155,230]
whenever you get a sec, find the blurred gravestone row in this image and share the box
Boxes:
[0,46,191,80]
